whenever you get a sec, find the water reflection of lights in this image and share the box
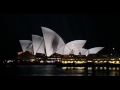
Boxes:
[40,60,44,63]
[62,67,120,71]
[104,67,107,70]
[117,67,119,70]
[62,67,85,70]
[88,74,92,76]
[76,67,85,70]
[109,67,111,70]
[95,67,98,70]
[46,60,54,63]
[100,67,103,70]
[112,67,115,70]
[111,71,119,76]
[88,67,92,70]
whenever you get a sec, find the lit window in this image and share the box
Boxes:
[113,61,115,64]
[62,61,64,63]
[100,61,103,63]
[112,67,115,70]
[116,61,119,64]
[40,60,44,63]
[95,67,98,70]
[109,67,111,70]
[100,67,103,70]
[65,61,67,64]
[104,67,107,70]
[95,61,98,63]
[117,67,119,70]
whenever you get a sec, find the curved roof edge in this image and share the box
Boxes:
[19,40,32,52]
[80,48,88,55]
[88,47,104,54]
[66,40,87,55]
[26,43,33,53]
[32,35,43,55]
[41,26,65,57]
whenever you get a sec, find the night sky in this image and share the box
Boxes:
[0,14,120,59]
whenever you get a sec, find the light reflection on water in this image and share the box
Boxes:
[0,65,120,76]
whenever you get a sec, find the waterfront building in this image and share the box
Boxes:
[17,27,113,65]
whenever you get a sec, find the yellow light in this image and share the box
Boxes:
[111,59,115,60]
[65,61,67,64]
[77,67,84,70]
[88,67,92,70]
[62,61,64,63]
[100,67,103,70]
[88,61,92,62]
[30,59,35,62]
[116,61,119,64]
[62,67,67,70]
[113,61,115,64]
[71,61,73,63]
[76,61,80,63]
[117,67,119,70]
[113,67,115,70]
[40,60,44,63]
[68,61,71,63]
[104,67,106,70]
[109,61,112,63]
[109,67,111,70]
[95,67,98,70]
[95,61,98,63]
[82,61,85,63]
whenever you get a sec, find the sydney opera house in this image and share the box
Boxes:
[17,27,108,64]
[18,27,104,56]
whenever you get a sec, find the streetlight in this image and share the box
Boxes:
[112,48,117,56]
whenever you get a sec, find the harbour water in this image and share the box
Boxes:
[0,65,120,76]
